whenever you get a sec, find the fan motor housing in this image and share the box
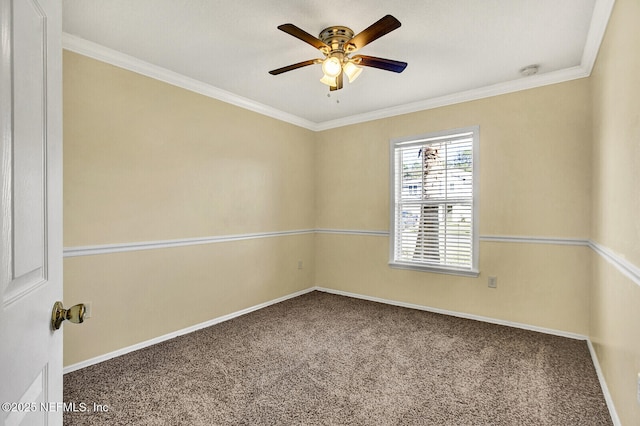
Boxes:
[319,26,354,53]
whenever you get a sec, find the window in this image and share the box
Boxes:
[389,126,479,276]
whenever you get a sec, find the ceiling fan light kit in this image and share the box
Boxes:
[269,15,408,91]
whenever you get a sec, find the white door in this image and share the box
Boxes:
[0,0,64,425]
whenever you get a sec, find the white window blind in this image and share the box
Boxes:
[389,126,479,276]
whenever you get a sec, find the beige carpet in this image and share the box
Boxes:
[64,291,612,425]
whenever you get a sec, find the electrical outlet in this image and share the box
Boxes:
[84,302,92,319]
[297,261,303,270]
[488,276,497,288]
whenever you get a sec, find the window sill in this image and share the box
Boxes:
[389,261,480,278]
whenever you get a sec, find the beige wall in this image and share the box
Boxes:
[589,0,640,424]
[64,53,315,245]
[64,236,314,365]
[63,52,316,365]
[316,82,592,238]
[314,80,592,336]
[315,234,591,334]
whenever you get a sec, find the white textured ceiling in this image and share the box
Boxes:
[62,0,612,129]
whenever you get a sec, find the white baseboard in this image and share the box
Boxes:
[62,287,315,374]
[313,286,588,340]
[586,340,622,426]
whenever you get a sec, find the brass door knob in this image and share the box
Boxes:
[51,301,86,330]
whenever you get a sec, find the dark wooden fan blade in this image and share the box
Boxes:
[346,15,401,52]
[278,24,330,53]
[353,55,407,73]
[269,59,318,75]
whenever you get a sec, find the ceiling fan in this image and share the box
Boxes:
[269,15,408,91]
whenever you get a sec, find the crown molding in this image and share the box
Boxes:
[581,0,616,73]
[62,33,318,131]
[62,0,614,132]
[314,66,590,131]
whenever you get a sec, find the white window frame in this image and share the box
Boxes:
[389,126,479,277]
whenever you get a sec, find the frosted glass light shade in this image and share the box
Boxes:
[321,57,342,77]
[343,61,363,83]
[320,74,337,87]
